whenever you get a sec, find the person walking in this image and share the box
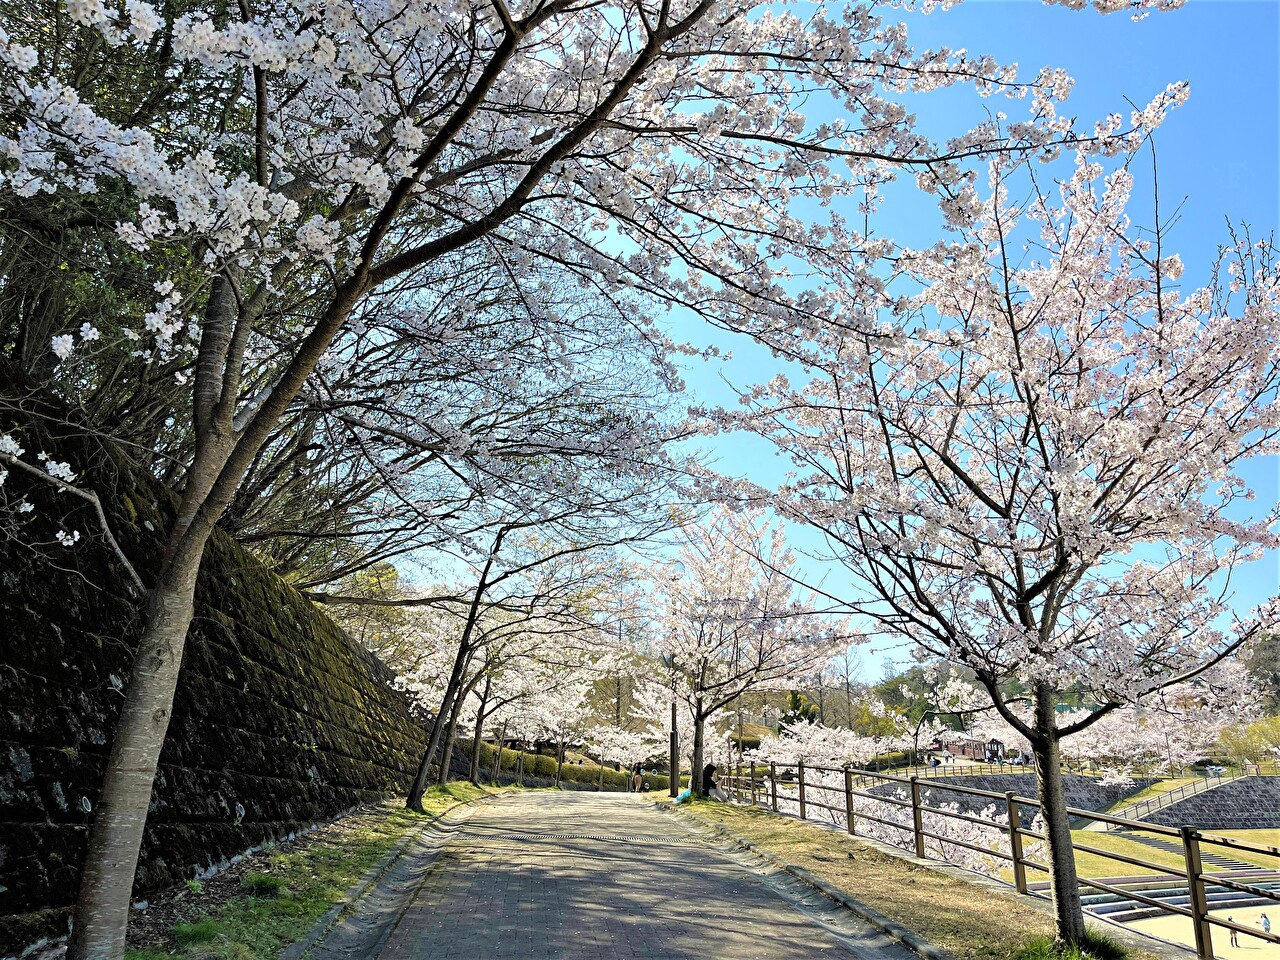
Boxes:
[1228,916,1239,948]
[1260,913,1271,936]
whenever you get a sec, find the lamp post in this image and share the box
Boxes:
[670,698,679,797]
[667,560,686,797]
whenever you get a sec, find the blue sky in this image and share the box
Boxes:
[674,0,1280,677]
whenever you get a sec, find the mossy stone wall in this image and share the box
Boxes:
[0,425,427,956]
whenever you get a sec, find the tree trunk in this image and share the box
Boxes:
[516,745,524,786]
[491,721,506,784]
[1031,690,1086,943]
[66,267,367,958]
[469,678,491,786]
[67,551,204,960]
[406,534,503,809]
[691,704,707,796]
[435,692,465,787]
[555,739,564,787]
[408,676,462,809]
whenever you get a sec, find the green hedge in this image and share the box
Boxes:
[861,750,914,772]
[468,742,631,788]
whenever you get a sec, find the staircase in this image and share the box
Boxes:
[1029,869,1280,924]
[1120,831,1258,871]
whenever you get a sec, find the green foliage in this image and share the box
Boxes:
[1015,932,1126,960]
[173,919,219,948]
[859,750,914,772]
[1218,715,1280,765]
[471,742,631,788]
[240,872,285,897]
[185,878,204,895]
[778,690,820,730]
[529,753,558,778]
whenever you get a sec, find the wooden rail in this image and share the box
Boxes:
[720,761,1280,959]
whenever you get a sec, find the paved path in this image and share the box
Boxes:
[364,792,916,960]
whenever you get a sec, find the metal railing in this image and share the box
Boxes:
[878,761,1036,780]
[720,760,1280,960]
[1099,773,1236,830]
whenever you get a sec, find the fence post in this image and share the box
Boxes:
[1005,792,1027,895]
[770,762,779,812]
[798,762,807,820]
[750,762,758,807]
[909,776,926,858]
[844,766,855,835]
[1180,826,1214,960]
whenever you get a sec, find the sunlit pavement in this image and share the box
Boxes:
[1126,907,1279,959]
[376,791,917,959]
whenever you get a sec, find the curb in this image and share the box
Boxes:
[658,803,954,960]
[279,792,498,960]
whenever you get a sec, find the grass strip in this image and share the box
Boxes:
[664,799,1159,960]
[125,782,502,960]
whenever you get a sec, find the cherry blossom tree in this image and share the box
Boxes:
[388,532,645,808]
[0,0,1199,949]
[589,725,659,783]
[731,145,1280,941]
[655,510,845,794]
[218,276,686,588]
[631,675,731,782]
[750,722,1045,876]
[1057,672,1246,776]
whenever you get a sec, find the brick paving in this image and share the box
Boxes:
[376,792,915,960]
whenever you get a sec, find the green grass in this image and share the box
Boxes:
[664,800,1159,960]
[1016,931,1127,960]
[1067,828,1280,879]
[1206,828,1280,851]
[240,872,284,897]
[124,783,503,960]
[173,919,219,948]
[1095,777,1197,815]
[1067,830,1187,878]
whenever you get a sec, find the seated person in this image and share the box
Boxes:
[702,763,728,801]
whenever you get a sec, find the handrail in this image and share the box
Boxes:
[717,759,1280,960]
[1100,773,1238,828]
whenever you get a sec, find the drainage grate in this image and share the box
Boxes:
[487,833,703,845]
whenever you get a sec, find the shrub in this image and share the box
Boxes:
[528,754,557,778]
[860,750,914,772]
[241,872,285,897]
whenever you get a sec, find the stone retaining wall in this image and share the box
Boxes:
[1142,777,1280,830]
[0,423,429,955]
